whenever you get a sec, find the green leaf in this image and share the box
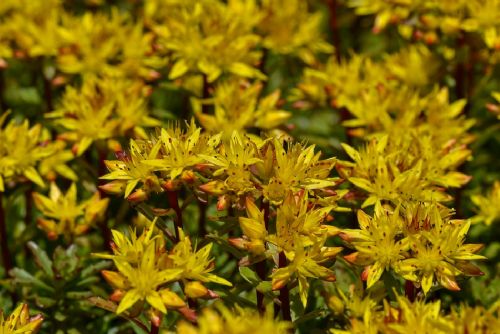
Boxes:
[35,296,57,308]
[10,268,54,292]
[293,309,329,325]
[27,241,54,278]
[76,276,101,287]
[66,291,93,299]
[216,289,256,308]
[133,203,176,242]
[206,234,245,258]
[81,260,111,278]
[53,245,79,278]
[256,281,273,293]
[239,267,261,285]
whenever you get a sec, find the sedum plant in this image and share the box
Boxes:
[0,0,498,333]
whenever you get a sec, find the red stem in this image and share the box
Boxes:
[97,146,112,249]
[0,195,13,274]
[278,252,291,321]
[327,0,342,63]
[256,201,270,314]
[167,191,183,241]
[0,194,17,302]
[198,200,207,236]
[405,280,416,302]
[25,187,33,226]
[0,68,7,112]
[150,323,159,334]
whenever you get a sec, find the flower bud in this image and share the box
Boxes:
[184,281,209,299]
[127,189,148,203]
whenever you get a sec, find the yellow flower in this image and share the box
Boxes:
[384,295,453,334]
[396,206,486,294]
[192,79,290,136]
[168,229,232,286]
[262,139,338,205]
[0,0,62,57]
[47,75,160,155]
[177,303,291,334]
[471,181,500,226]
[347,0,416,33]
[463,0,500,48]
[38,140,77,182]
[94,222,183,314]
[259,0,333,64]
[33,182,109,240]
[101,139,163,198]
[113,243,183,314]
[94,222,158,266]
[0,114,55,191]
[342,208,410,288]
[235,197,268,255]
[271,237,340,307]
[449,303,500,334]
[264,191,341,307]
[200,131,261,195]
[383,45,438,87]
[144,120,221,181]
[341,136,457,208]
[157,0,265,83]
[0,303,43,334]
[57,9,164,77]
[267,191,338,252]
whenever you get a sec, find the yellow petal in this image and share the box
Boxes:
[366,262,384,288]
[160,289,185,308]
[116,289,141,314]
[24,167,45,188]
[169,59,189,80]
[421,272,434,295]
[146,290,167,313]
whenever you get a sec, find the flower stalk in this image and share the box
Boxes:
[278,251,291,321]
[405,280,416,302]
[167,190,183,241]
[256,201,270,314]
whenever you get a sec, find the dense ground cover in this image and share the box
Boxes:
[0,0,499,333]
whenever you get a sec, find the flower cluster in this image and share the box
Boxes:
[33,182,109,241]
[0,113,74,192]
[94,222,230,316]
[177,303,291,334]
[0,303,43,334]
[0,0,498,332]
[342,203,485,294]
[331,292,500,334]
[348,0,500,53]
[47,75,160,155]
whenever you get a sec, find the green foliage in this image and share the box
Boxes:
[0,0,499,333]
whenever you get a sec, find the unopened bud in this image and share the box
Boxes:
[184,281,208,299]
[99,181,125,195]
[127,189,148,203]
